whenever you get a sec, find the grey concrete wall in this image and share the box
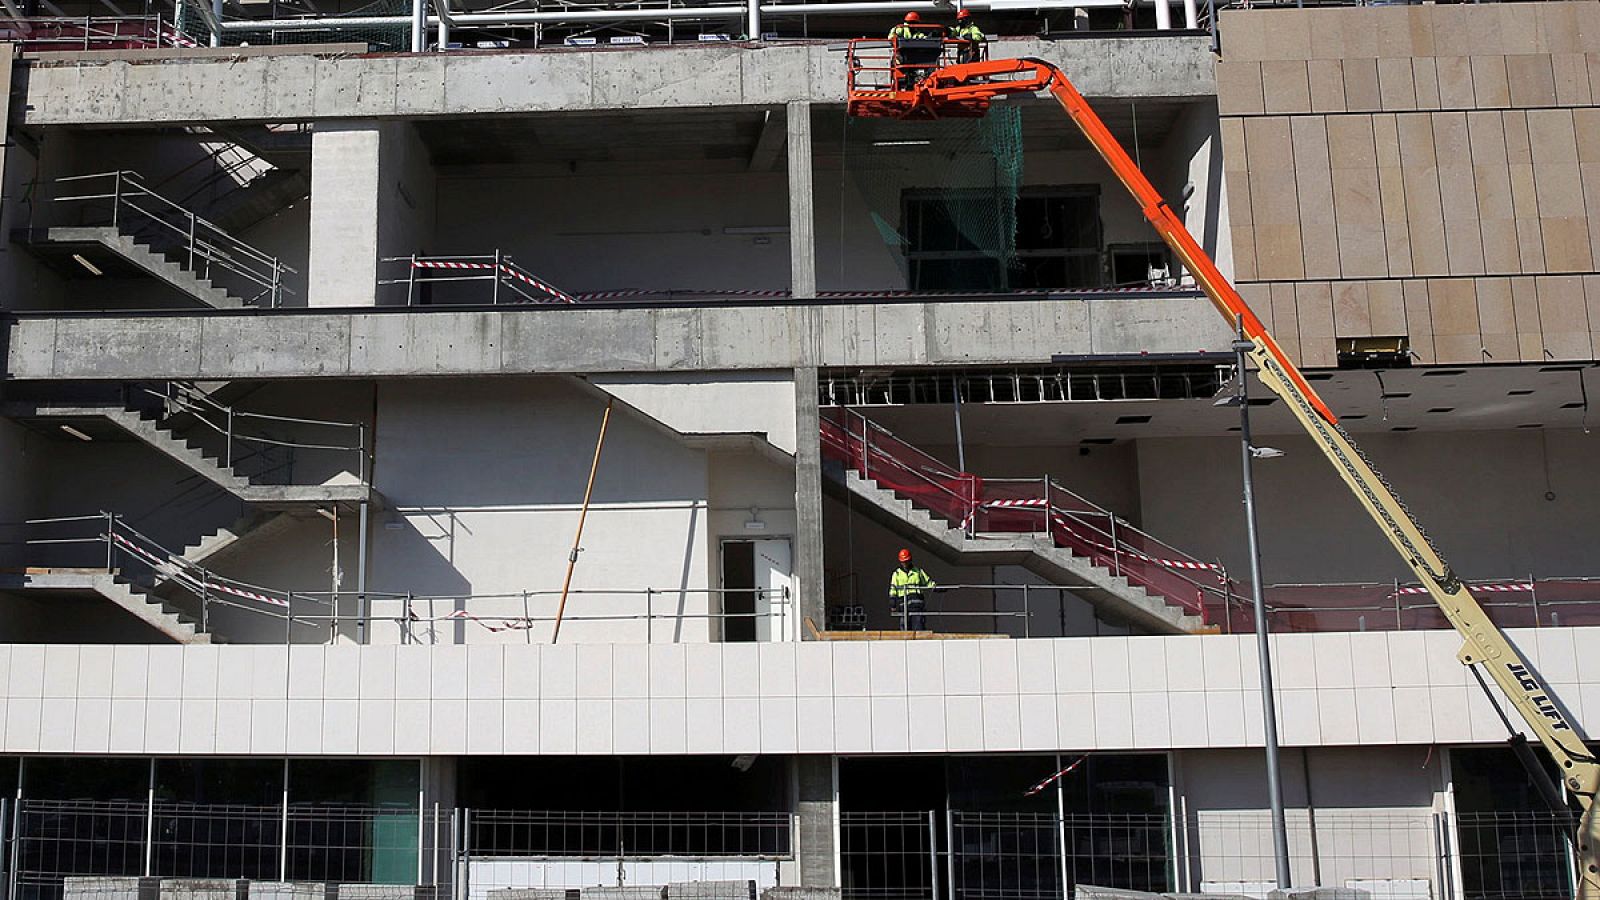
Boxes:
[309,123,383,307]
[4,294,1233,380]
[16,37,1216,127]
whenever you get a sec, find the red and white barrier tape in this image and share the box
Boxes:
[1057,518,1221,572]
[982,498,1048,509]
[443,609,537,633]
[410,259,575,304]
[112,532,288,607]
[1394,582,1532,596]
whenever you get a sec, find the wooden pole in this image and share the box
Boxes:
[551,398,613,644]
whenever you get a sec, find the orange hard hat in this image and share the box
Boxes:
[903,11,920,21]
[956,8,971,18]
[898,548,913,562]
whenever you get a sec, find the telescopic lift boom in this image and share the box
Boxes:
[845,45,1600,896]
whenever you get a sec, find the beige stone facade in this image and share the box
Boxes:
[1216,1,1600,365]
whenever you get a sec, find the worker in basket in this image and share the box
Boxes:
[887,12,944,90]
[951,8,985,64]
[889,548,938,630]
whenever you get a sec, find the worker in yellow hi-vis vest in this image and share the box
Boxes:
[889,548,937,630]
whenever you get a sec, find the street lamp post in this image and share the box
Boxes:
[1227,335,1293,888]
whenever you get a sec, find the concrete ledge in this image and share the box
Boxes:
[17,36,1216,126]
[3,295,1233,380]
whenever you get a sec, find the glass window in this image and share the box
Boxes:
[903,187,1104,292]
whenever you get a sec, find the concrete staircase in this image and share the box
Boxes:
[0,571,211,644]
[831,468,1206,635]
[22,402,372,509]
[27,226,248,309]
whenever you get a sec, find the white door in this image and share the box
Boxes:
[752,539,793,642]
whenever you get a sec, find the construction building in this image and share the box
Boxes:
[0,0,1597,898]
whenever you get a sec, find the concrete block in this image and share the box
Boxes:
[1291,119,1335,225]
[1225,173,1252,226]
[1506,54,1558,107]
[1368,281,1407,334]
[64,878,158,900]
[665,883,753,900]
[1435,57,1475,109]
[264,55,317,119]
[197,315,351,378]
[1270,283,1300,338]
[1542,217,1595,271]
[335,885,439,900]
[1231,226,1258,281]
[1243,117,1294,170]
[1261,60,1311,114]
[1428,279,1480,335]
[1528,108,1580,165]
[1332,282,1371,336]
[1469,56,1511,108]
[1412,58,1440,110]
[312,56,399,117]
[55,317,203,380]
[1554,52,1594,106]
[1249,169,1301,226]
[1377,58,1417,110]
[580,888,663,900]
[1331,167,1382,224]
[1253,225,1306,281]
[1479,218,1521,274]
[159,881,245,900]
[760,890,840,900]
[1336,221,1388,279]
[394,57,448,115]
[348,312,503,375]
[1536,275,1590,333]
[1294,282,1336,339]
[488,891,571,900]
[1302,223,1341,279]
[248,884,332,900]
[1510,276,1542,334]
[1480,332,1518,362]
[1383,215,1415,278]
[1474,277,1516,334]
[1307,60,1345,113]
[1342,59,1381,112]
[1372,114,1402,169]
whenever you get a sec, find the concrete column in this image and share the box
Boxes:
[795,755,838,887]
[309,121,435,308]
[794,366,826,637]
[786,100,816,300]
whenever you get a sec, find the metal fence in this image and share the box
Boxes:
[842,809,1577,900]
[8,802,454,900]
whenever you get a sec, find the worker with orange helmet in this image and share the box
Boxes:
[952,8,984,63]
[889,547,937,631]
[888,10,922,39]
[888,11,941,90]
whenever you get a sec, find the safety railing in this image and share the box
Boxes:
[467,810,793,859]
[40,171,295,308]
[0,15,197,52]
[1239,576,1600,634]
[821,407,1225,626]
[16,513,793,645]
[843,37,986,95]
[136,381,370,486]
[381,253,576,306]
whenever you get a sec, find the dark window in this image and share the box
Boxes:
[903,187,1104,291]
[1452,747,1575,900]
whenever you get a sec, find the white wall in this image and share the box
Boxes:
[591,372,798,454]
[431,168,790,297]
[0,628,1591,755]
[1137,428,1600,584]
[310,121,435,307]
[365,377,715,644]
[1179,746,1446,889]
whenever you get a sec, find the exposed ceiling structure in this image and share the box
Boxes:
[846,363,1600,446]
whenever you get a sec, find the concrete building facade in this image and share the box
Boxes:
[0,3,1596,900]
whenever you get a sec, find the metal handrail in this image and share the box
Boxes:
[46,170,296,308]
[141,381,369,483]
[0,14,193,50]
[380,252,576,305]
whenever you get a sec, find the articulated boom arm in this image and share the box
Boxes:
[899,56,1600,892]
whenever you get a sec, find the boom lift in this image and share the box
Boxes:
[845,46,1600,895]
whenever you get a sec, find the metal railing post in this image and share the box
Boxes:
[270,259,282,308]
[1022,583,1031,638]
[491,249,502,305]
[944,808,956,900]
[646,587,654,643]
[1109,515,1121,576]
[110,171,122,229]
[927,809,940,900]
[105,510,117,572]
[1393,579,1402,631]
[1529,573,1540,627]
[358,423,369,484]
[407,254,418,306]
[187,212,197,270]
[226,407,234,469]
[201,575,210,634]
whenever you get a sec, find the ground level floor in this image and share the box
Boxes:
[0,746,1574,900]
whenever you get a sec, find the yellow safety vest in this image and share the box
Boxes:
[953,24,983,41]
[889,24,916,39]
[890,566,936,601]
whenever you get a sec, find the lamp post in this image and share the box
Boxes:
[1219,335,1293,888]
